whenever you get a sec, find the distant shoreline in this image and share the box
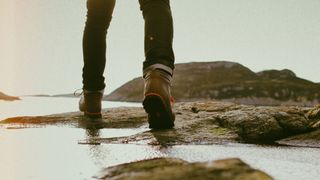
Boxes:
[0,92,20,101]
[22,94,318,107]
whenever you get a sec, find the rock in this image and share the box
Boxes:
[217,109,284,143]
[1,107,147,128]
[310,120,320,129]
[216,105,311,142]
[105,61,320,106]
[257,69,296,79]
[277,129,320,148]
[94,157,273,180]
[1,101,316,145]
[306,105,320,129]
[272,107,310,133]
[306,105,320,120]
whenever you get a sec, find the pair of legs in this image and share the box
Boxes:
[82,0,175,91]
[81,0,175,128]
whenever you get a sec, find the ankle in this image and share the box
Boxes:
[143,63,173,78]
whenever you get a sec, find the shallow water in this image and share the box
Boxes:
[0,97,141,121]
[0,126,149,180]
[0,125,319,180]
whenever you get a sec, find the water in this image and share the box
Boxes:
[0,125,319,180]
[0,126,150,180]
[0,97,319,180]
[0,96,141,121]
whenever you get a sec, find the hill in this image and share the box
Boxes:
[105,61,320,106]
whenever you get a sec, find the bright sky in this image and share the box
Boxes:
[1,0,320,95]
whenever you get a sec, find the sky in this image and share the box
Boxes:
[0,0,319,95]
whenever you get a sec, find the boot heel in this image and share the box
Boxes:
[84,111,102,119]
[143,94,174,129]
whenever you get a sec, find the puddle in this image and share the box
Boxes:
[164,144,320,180]
[0,126,149,180]
[0,125,319,180]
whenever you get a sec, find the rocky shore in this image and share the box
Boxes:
[3,101,318,145]
[1,101,319,179]
[0,91,20,101]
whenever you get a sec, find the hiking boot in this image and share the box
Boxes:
[142,64,175,129]
[78,89,104,118]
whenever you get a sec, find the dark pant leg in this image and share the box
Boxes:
[139,0,175,71]
[82,0,115,91]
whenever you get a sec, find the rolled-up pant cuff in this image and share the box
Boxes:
[143,63,173,78]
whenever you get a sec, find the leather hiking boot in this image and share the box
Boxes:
[79,89,104,118]
[143,65,175,129]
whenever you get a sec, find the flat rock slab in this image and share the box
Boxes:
[277,129,320,148]
[94,157,273,180]
[1,101,319,145]
[0,107,148,128]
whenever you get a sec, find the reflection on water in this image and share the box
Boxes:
[0,120,319,180]
[165,144,320,180]
[0,125,150,180]
[78,118,106,138]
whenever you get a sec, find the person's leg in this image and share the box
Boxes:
[139,0,175,72]
[139,0,175,129]
[80,0,115,118]
[82,0,116,91]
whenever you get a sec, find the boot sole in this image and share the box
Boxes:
[143,94,175,129]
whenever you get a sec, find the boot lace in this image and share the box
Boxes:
[73,89,83,97]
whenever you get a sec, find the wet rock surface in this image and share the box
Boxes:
[94,157,273,180]
[306,104,320,129]
[277,129,320,148]
[2,101,319,146]
[1,101,320,179]
[1,107,147,128]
